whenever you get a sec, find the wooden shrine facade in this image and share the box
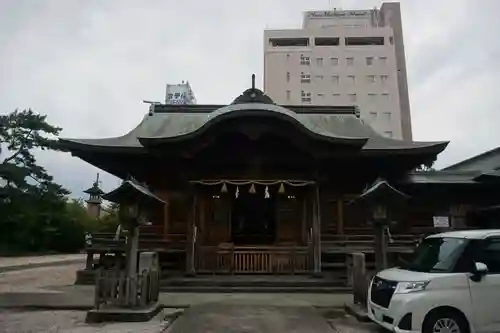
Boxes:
[59,78,500,277]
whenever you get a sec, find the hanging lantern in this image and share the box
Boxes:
[220,182,228,193]
[278,183,285,194]
[264,186,270,199]
[235,186,240,198]
[249,183,256,194]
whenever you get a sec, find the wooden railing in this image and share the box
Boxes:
[94,268,160,309]
[197,245,311,274]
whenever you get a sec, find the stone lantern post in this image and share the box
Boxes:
[351,178,409,272]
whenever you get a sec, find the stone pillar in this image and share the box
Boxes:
[352,252,367,306]
[374,222,388,272]
[127,225,139,306]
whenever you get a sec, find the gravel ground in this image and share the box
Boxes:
[0,263,83,293]
[0,254,84,269]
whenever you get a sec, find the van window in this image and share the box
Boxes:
[479,238,500,273]
[403,237,469,273]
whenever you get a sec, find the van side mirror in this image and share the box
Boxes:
[475,262,488,274]
[470,262,488,282]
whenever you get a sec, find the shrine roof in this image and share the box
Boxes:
[58,102,448,154]
[400,171,481,184]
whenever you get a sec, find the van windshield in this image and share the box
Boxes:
[403,237,470,273]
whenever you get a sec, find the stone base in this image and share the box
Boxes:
[344,303,370,322]
[75,269,96,285]
[85,302,162,323]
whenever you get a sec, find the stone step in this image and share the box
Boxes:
[160,276,345,288]
[159,285,351,293]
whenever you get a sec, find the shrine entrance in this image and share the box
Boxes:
[231,192,276,245]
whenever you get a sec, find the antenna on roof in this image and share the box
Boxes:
[251,74,256,90]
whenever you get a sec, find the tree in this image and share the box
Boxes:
[0,109,83,254]
[0,109,68,196]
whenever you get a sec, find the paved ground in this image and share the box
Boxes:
[0,259,380,332]
[0,307,379,333]
[0,309,174,333]
[168,303,334,333]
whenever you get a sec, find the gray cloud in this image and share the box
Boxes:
[1,0,499,196]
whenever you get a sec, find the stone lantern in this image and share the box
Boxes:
[352,178,409,272]
[86,177,165,322]
[83,173,104,219]
[102,177,165,289]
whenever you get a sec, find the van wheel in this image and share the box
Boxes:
[423,309,469,333]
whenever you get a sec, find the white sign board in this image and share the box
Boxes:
[307,10,371,18]
[433,216,450,228]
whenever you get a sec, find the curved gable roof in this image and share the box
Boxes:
[59,102,448,156]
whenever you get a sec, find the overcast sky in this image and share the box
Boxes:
[1,0,499,198]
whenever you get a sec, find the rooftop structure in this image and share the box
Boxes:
[165,81,196,105]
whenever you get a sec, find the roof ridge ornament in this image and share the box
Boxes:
[231,74,275,105]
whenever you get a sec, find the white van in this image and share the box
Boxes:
[367,229,500,333]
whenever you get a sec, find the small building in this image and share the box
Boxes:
[59,78,500,278]
[165,81,196,105]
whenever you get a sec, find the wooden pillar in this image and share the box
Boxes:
[163,194,170,239]
[185,192,197,276]
[312,184,322,276]
[337,199,344,235]
[301,198,307,244]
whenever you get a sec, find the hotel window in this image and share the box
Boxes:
[331,57,339,66]
[348,93,357,102]
[384,131,393,138]
[332,93,341,101]
[346,57,354,66]
[381,93,389,101]
[368,93,377,101]
[380,75,388,84]
[331,75,339,84]
[389,36,394,45]
[286,72,290,82]
[369,112,377,121]
[383,112,391,121]
[366,57,374,66]
[300,72,311,83]
[367,75,376,84]
[301,90,311,102]
[316,75,324,81]
[317,93,325,98]
[300,54,310,65]
[286,90,291,101]
[347,75,355,84]
[316,57,324,66]
[379,57,387,65]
